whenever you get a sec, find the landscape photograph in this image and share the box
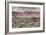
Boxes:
[12,7,40,28]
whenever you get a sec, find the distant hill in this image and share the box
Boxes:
[12,12,40,18]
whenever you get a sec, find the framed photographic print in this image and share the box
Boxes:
[5,1,45,34]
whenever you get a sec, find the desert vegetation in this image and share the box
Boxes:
[12,12,40,28]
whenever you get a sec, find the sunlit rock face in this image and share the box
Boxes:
[12,7,40,28]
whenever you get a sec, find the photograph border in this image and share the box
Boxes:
[5,1,45,34]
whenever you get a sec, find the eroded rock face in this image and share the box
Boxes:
[12,12,40,18]
[12,7,40,28]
